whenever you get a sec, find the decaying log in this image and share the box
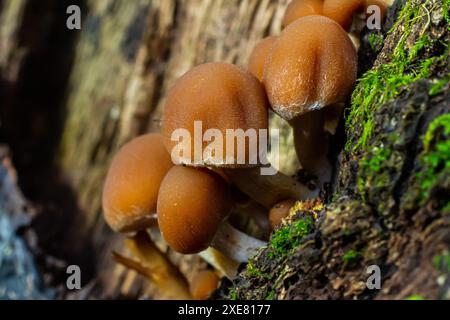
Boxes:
[1,0,448,300]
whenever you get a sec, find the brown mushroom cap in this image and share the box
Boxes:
[323,0,364,30]
[263,15,357,121]
[157,166,232,254]
[162,62,268,167]
[248,36,278,81]
[269,199,296,228]
[190,270,220,300]
[282,0,324,28]
[102,133,173,233]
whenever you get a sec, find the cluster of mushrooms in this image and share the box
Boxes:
[102,0,389,300]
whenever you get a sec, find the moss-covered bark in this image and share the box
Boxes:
[1,0,448,300]
[220,0,450,300]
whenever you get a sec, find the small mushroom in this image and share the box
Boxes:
[162,62,317,208]
[248,36,278,81]
[269,199,296,229]
[324,103,345,135]
[263,16,357,185]
[102,133,173,233]
[112,231,192,300]
[232,191,272,239]
[291,109,332,184]
[198,248,240,279]
[157,165,267,262]
[282,0,324,28]
[190,270,220,300]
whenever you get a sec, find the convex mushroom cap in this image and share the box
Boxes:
[364,0,388,20]
[248,36,278,81]
[162,62,314,209]
[282,0,323,28]
[102,133,173,233]
[263,15,357,121]
[157,166,232,254]
[162,62,268,168]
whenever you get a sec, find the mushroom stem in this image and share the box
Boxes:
[224,167,318,209]
[115,231,192,299]
[290,109,332,187]
[210,221,267,263]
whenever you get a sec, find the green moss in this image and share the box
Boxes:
[368,34,384,51]
[405,294,425,300]
[342,250,363,263]
[416,114,450,203]
[268,216,314,258]
[346,0,449,152]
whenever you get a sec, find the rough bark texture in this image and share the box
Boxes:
[0,148,55,299]
[0,0,448,299]
[1,0,295,298]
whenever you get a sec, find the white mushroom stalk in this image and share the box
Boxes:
[211,221,267,263]
[112,231,192,300]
